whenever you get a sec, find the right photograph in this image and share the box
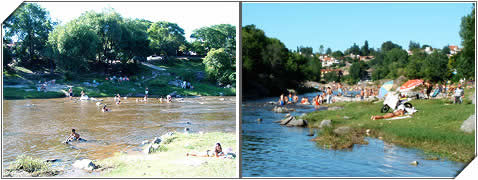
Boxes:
[241,2,475,177]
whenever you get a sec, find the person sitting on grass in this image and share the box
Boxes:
[371,105,406,120]
[187,143,224,157]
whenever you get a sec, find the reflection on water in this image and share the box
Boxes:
[2,96,235,174]
[241,93,465,177]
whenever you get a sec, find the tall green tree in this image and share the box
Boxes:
[456,6,475,80]
[423,51,449,82]
[3,3,55,70]
[148,21,186,56]
[381,41,402,52]
[47,20,99,73]
[325,48,332,55]
[203,48,235,85]
[190,24,236,56]
[360,40,370,56]
[408,41,421,51]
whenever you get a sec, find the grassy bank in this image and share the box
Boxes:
[3,57,235,100]
[3,87,65,100]
[4,155,60,177]
[304,97,475,162]
[96,132,236,177]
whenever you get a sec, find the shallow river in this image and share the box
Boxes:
[241,93,465,177]
[2,96,235,175]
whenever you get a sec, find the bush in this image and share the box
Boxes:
[9,155,51,173]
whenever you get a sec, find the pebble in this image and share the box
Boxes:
[410,161,419,166]
[257,118,262,122]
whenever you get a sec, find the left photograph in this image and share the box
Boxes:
[2,1,238,178]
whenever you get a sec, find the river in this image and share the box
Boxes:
[2,96,235,176]
[241,93,465,177]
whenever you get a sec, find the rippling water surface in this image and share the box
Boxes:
[3,96,235,175]
[241,93,465,177]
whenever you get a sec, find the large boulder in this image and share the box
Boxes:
[319,120,332,128]
[460,114,475,133]
[333,126,351,135]
[286,118,308,127]
[73,159,97,171]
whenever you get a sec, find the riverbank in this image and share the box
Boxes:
[96,132,236,177]
[304,98,475,162]
[3,57,235,100]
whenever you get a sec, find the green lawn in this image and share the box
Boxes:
[96,132,236,177]
[304,96,475,162]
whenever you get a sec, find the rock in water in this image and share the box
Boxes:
[410,161,419,166]
[279,116,295,125]
[333,126,351,135]
[272,106,295,113]
[257,118,263,122]
[141,140,149,145]
[319,120,332,128]
[460,114,475,133]
[287,118,307,127]
[73,159,97,171]
[152,137,162,144]
[284,113,291,118]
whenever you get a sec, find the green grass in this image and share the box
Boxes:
[304,98,475,162]
[5,155,59,177]
[3,87,65,100]
[96,132,236,177]
[4,58,235,99]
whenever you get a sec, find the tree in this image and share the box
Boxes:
[442,45,451,55]
[298,46,313,56]
[349,61,368,83]
[119,19,151,63]
[325,48,332,55]
[203,48,235,85]
[47,20,99,73]
[3,3,55,70]
[331,50,344,59]
[323,71,339,83]
[423,51,448,82]
[408,41,420,51]
[405,51,426,79]
[381,41,402,52]
[319,45,324,55]
[360,40,370,56]
[456,6,475,80]
[306,57,322,82]
[345,43,360,55]
[3,44,13,70]
[190,24,236,55]
[148,21,186,56]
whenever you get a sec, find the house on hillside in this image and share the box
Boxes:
[449,45,461,55]
[319,55,339,67]
[359,55,374,61]
[425,47,433,54]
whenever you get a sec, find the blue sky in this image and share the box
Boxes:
[243,3,474,52]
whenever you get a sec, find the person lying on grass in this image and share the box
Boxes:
[187,143,224,157]
[371,105,406,120]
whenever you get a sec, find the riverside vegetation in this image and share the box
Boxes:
[96,132,236,177]
[304,90,475,162]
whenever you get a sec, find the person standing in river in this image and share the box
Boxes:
[326,87,333,104]
[68,87,73,100]
[145,87,149,100]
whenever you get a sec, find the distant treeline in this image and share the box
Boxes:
[3,3,236,85]
[242,6,474,98]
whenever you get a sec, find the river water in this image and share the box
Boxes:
[2,96,235,175]
[241,93,465,177]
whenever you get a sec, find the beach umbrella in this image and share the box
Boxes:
[399,79,423,92]
[378,80,394,98]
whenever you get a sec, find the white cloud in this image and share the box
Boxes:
[38,2,238,41]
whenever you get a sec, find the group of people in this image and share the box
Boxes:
[419,81,467,104]
[106,75,130,83]
[181,81,194,89]
[278,88,336,110]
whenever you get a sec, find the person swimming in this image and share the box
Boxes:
[102,105,109,112]
[66,129,80,142]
